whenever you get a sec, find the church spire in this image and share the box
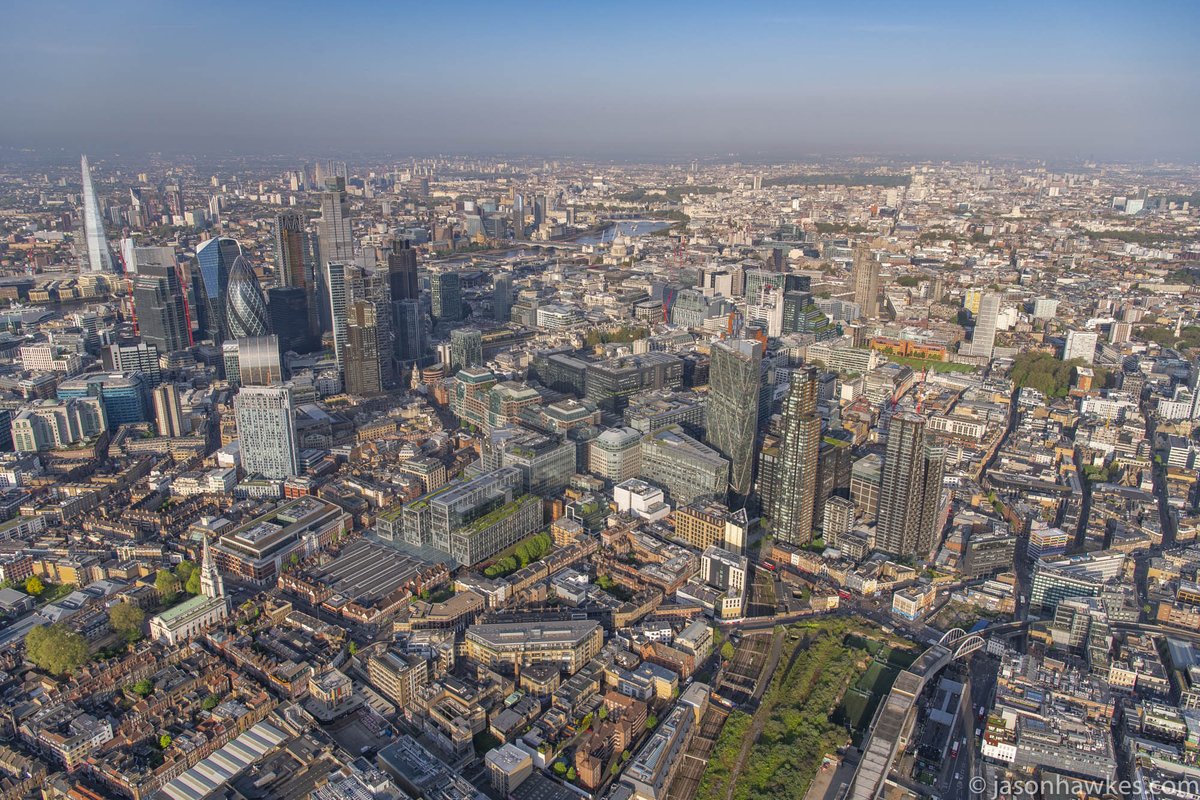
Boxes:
[200,537,224,600]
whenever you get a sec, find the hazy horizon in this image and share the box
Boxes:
[3,0,1198,163]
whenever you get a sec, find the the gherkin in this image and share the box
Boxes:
[225,255,270,340]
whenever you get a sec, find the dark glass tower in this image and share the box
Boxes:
[431,272,463,324]
[274,210,320,341]
[268,286,315,354]
[392,299,425,365]
[388,238,419,301]
[131,247,191,355]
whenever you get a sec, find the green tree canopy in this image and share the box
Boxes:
[175,560,195,586]
[23,576,44,597]
[185,570,202,595]
[109,602,145,642]
[1010,352,1102,398]
[155,570,179,604]
[25,623,89,676]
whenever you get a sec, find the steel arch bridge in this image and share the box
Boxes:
[842,629,984,800]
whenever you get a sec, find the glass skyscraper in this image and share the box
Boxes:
[706,338,763,504]
[387,238,419,301]
[274,210,319,341]
[194,237,242,343]
[317,177,353,332]
[268,286,315,354]
[130,246,191,355]
[392,298,426,366]
[326,261,354,376]
[225,254,270,340]
[431,272,463,324]
[80,155,117,274]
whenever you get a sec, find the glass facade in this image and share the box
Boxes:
[225,254,270,340]
[80,155,117,274]
[195,237,242,343]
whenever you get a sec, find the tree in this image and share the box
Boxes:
[130,678,154,697]
[201,694,221,710]
[23,576,44,597]
[598,705,608,720]
[185,570,201,595]
[646,714,658,730]
[348,641,358,656]
[552,762,567,776]
[155,570,179,604]
[721,641,736,661]
[566,766,577,782]
[159,734,172,750]
[175,560,195,587]
[24,623,89,676]
[109,602,145,642]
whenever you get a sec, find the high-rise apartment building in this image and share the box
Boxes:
[706,339,762,503]
[773,367,820,545]
[852,243,880,319]
[962,292,999,358]
[344,302,382,396]
[80,155,117,274]
[233,385,299,479]
[876,413,946,559]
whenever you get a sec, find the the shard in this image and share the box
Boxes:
[80,155,117,274]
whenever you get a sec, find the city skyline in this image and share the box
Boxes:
[1,0,1197,161]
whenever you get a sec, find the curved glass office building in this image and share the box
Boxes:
[195,237,241,342]
[225,255,270,340]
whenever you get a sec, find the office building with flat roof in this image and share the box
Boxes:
[639,425,729,505]
[465,620,603,675]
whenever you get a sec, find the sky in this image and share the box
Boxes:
[1,0,1198,162]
